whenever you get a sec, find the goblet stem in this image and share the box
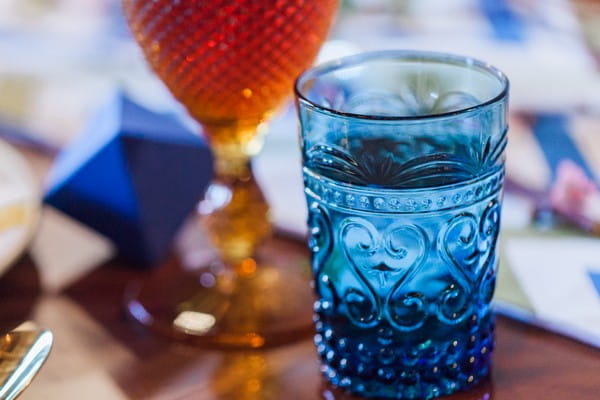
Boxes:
[200,120,273,265]
[202,118,270,177]
[200,167,272,266]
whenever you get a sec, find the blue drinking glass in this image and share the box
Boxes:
[295,51,508,400]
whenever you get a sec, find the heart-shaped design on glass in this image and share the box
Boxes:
[442,200,501,284]
[340,218,427,287]
[338,217,427,328]
[442,212,480,281]
[438,199,501,321]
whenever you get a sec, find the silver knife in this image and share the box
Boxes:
[0,323,53,400]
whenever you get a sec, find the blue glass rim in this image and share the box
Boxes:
[294,50,509,121]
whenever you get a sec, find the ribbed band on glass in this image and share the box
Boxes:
[303,167,505,214]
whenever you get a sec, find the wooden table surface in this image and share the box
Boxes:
[2,234,600,400]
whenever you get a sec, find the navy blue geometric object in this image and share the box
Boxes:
[45,92,213,267]
[588,271,600,299]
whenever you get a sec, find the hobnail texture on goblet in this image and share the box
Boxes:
[123,0,337,129]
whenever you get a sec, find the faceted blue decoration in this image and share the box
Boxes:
[45,92,213,267]
[589,271,600,299]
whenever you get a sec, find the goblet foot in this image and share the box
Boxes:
[125,235,314,348]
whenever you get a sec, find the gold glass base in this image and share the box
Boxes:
[125,235,314,349]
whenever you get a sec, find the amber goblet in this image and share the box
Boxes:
[122,0,337,347]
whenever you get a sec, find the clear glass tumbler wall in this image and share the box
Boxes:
[295,51,508,399]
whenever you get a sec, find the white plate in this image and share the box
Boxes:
[0,140,39,277]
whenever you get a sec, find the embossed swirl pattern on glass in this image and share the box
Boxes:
[295,51,508,399]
